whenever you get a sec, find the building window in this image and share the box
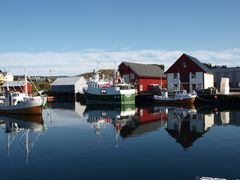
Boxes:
[182,62,187,68]
[130,73,135,80]
[139,85,143,91]
[173,84,179,90]
[192,84,196,90]
[198,84,202,89]
[174,73,178,79]
[191,72,196,78]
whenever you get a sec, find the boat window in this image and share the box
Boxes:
[13,93,19,97]
[101,89,106,94]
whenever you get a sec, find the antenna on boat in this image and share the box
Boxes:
[49,69,52,83]
[24,65,28,96]
[95,60,100,82]
[6,79,9,91]
[113,60,117,79]
[96,60,100,72]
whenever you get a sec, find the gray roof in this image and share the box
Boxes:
[183,54,212,74]
[2,81,27,87]
[211,67,240,73]
[120,62,164,78]
[51,76,85,86]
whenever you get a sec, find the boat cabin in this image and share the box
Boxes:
[4,92,26,106]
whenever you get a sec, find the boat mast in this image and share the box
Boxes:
[95,60,100,82]
[25,129,29,166]
[113,61,117,85]
[24,66,28,96]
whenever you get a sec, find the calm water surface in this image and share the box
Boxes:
[0,102,240,180]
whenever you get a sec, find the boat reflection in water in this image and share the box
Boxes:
[118,106,168,138]
[84,104,136,138]
[84,102,240,150]
[85,104,169,146]
[0,114,46,166]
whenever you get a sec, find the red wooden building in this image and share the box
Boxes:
[118,62,167,92]
[2,81,33,94]
[165,53,214,92]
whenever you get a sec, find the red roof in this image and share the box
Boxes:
[165,53,212,74]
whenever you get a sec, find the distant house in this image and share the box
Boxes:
[118,62,167,92]
[2,81,32,94]
[51,76,87,96]
[165,53,214,92]
[211,67,240,90]
[0,71,14,84]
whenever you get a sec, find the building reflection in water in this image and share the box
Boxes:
[85,103,240,149]
[119,106,167,138]
[44,101,87,127]
[0,115,46,166]
[166,107,214,149]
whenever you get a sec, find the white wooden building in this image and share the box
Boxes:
[51,76,87,95]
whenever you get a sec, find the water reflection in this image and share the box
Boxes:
[0,114,45,166]
[166,107,211,149]
[84,103,240,149]
[44,101,86,126]
[119,106,167,138]
[84,104,136,137]
[0,102,240,179]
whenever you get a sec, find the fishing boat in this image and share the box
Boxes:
[153,89,196,105]
[0,71,43,115]
[83,69,136,104]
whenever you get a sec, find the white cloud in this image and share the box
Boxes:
[0,48,240,76]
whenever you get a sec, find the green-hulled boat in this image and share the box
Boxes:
[83,70,136,104]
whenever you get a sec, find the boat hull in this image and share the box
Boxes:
[84,91,135,104]
[0,105,42,115]
[154,96,196,105]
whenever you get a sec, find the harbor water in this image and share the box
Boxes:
[0,101,240,179]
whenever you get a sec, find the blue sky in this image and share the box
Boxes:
[0,0,240,75]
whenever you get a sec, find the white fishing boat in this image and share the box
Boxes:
[83,69,136,104]
[0,71,44,115]
[154,89,196,105]
[154,76,196,105]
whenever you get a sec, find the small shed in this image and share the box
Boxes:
[51,76,87,96]
[2,81,32,94]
